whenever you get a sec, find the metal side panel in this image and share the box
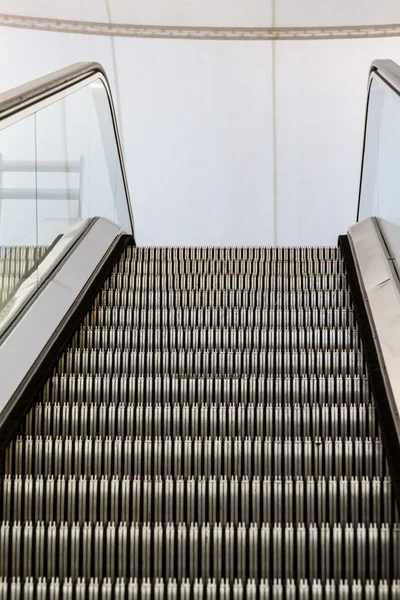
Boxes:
[348,216,400,443]
[0,217,128,447]
[0,221,87,337]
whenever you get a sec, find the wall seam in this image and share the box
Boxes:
[105,0,125,155]
[271,0,278,246]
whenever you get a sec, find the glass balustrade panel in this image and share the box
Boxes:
[0,74,132,333]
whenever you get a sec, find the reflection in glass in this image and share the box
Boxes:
[359,74,400,224]
[0,115,41,314]
[0,75,132,332]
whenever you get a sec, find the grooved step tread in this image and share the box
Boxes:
[1,245,398,590]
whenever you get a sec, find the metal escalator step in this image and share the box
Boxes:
[0,521,399,581]
[2,475,397,525]
[56,348,365,376]
[5,435,386,477]
[0,243,399,591]
[114,259,346,276]
[85,306,356,328]
[1,578,400,598]
[23,401,377,439]
[104,272,350,291]
[123,246,342,260]
[40,374,372,406]
[94,289,353,309]
[72,326,361,351]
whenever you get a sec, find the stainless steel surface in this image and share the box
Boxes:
[348,217,400,441]
[0,521,398,581]
[0,220,88,338]
[0,218,123,419]
[2,475,396,524]
[0,62,134,236]
[371,59,400,95]
[0,242,399,593]
[21,401,377,438]
[0,579,399,598]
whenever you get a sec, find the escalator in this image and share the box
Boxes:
[0,246,48,306]
[0,61,399,597]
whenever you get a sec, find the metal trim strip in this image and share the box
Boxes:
[1,13,400,41]
[0,217,124,422]
[348,217,400,442]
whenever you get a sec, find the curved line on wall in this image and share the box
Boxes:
[1,13,400,40]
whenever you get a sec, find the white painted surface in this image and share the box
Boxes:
[275,38,400,245]
[0,0,399,28]
[275,1,400,28]
[116,37,274,245]
[109,0,273,28]
[0,0,110,23]
[1,25,400,245]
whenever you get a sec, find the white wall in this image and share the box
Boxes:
[274,38,400,245]
[1,0,399,27]
[1,25,400,245]
[116,38,274,246]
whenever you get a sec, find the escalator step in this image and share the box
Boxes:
[72,326,361,351]
[2,475,397,525]
[5,435,386,477]
[85,307,356,327]
[1,578,399,598]
[104,273,350,291]
[22,401,378,438]
[0,521,399,581]
[40,374,372,406]
[0,244,398,592]
[56,348,365,376]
